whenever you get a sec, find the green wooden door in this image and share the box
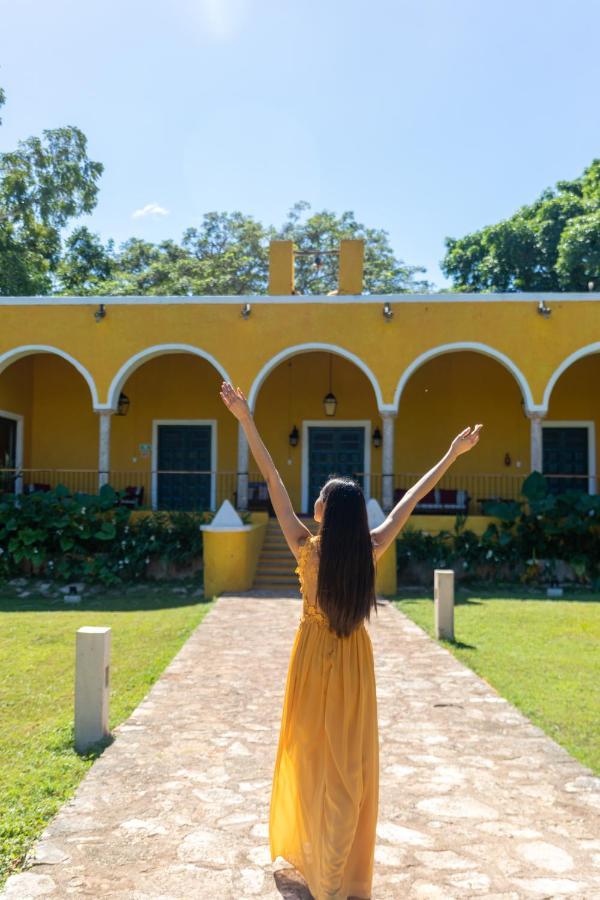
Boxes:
[307,426,365,512]
[543,426,589,494]
[0,416,17,494]
[156,424,212,510]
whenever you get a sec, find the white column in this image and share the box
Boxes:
[528,412,544,473]
[381,411,396,511]
[237,422,249,510]
[97,411,113,489]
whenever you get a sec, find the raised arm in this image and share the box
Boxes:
[370,424,483,561]
[219,382,311,558]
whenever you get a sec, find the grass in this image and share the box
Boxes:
[393,586,600,776]
[0,581,214,889]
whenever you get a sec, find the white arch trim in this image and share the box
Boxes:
[247,342,385,413]
[105,344,233,411]
[0,345,100,407]
[393,342,537,413]
[542,343,600,411]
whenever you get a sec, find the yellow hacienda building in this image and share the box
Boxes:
[1,240,598,538]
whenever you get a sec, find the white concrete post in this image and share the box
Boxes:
[434,569,455,641]
[237,422,249,510]
[528,412,544,473]
[97,411,113,489]
[74,626,111,753]
[381,411,396,512]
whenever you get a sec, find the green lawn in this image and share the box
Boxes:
[394,588,600,776]
[0,583,213,889]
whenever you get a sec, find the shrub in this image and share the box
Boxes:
[395,472,600,586]
[0,485,252,585]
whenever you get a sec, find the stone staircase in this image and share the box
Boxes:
[253,517,318,590]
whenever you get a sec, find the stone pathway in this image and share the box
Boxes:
[3,595,600,899]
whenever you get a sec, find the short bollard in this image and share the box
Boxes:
[75,626,111,753]
[434,569,455,641]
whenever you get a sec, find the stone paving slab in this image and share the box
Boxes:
[3,595,600,900]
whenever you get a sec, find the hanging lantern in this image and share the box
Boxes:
[323,392,337,416]
[289,425,299,447]
[372,427,382,448]
[323,354,337,416]
[116,392,130,416]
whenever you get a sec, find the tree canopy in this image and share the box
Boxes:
[442,160,600,292]
[0,89,103,296]
[0,85,428,297]
[55,202,430,296]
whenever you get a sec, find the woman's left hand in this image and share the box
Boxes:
[220,381,252,422]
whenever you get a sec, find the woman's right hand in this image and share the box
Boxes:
[219,381,252,422]
[450,424,483,457]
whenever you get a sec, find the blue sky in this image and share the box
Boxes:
[1,0,599,288]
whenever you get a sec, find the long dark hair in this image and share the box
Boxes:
[315,476,378,638]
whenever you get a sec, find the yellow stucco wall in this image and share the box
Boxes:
[1,294,598,510]
[0,357,33,463]
[1,296,599,408]
[253,350,381,509]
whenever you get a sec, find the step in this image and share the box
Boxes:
[259,554,295,562]
[253,577,299,587]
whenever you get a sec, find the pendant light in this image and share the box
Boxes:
[323,354,337,416]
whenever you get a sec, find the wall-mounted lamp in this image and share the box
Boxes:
[289,425,299,447]
[537,300,551,317]
[116,392,130,416]
[94,303,106,322]
[241,302,251,318]
[372,427,382,448]
[504,452,511,467]
[383,301,393,321]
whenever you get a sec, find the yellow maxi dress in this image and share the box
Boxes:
[269,534,379,900]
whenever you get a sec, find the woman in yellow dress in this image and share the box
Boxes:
[220,381,482,900]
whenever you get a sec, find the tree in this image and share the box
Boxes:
[0,87,103,296]
[277,202,429,294]
[441,159,600,292]
[60,204,430,296]
[55,227,114,294]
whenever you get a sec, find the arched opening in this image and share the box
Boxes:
[251,350,381,515]
[110,352,235,510]
[0,351,98,494]
[396,350,530,514]
[542,351,599,495]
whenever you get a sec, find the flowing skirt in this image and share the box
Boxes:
[269,618,379,900]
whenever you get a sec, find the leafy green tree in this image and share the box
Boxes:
[55,226,115,294]
[442,159,600,292]
[59,204,430,296]
[278,201,429,294]
[0,87,103,296]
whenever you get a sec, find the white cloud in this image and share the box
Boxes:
[131,202,169,220]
